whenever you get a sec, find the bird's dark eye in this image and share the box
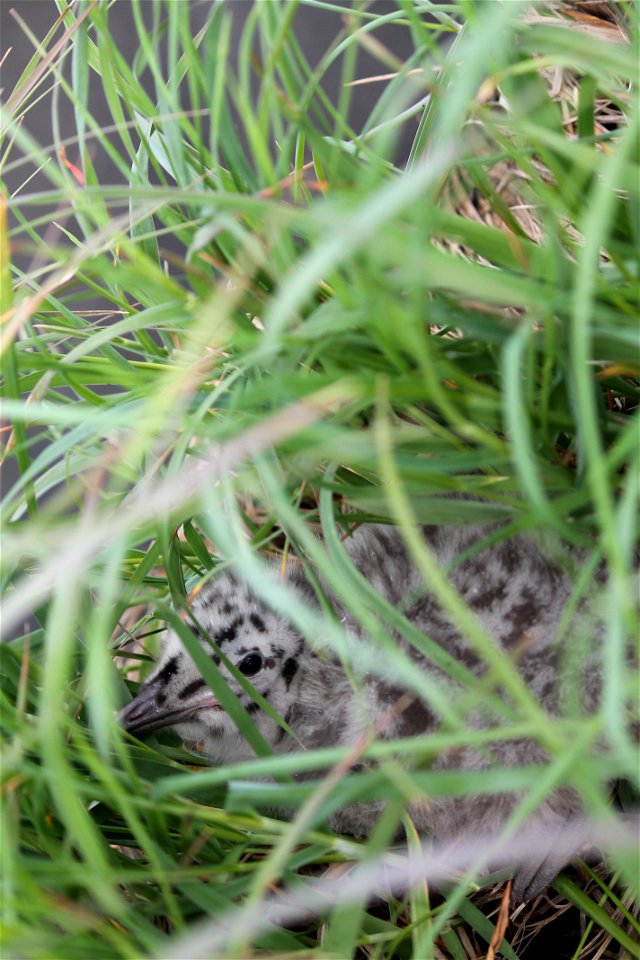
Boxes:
[238,653,263,677]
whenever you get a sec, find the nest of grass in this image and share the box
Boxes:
[412,4,638,955]
[440,0,631,249]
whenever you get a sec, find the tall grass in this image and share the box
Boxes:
[1,1,638,957]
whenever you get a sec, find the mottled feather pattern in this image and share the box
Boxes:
[119,520,611,900]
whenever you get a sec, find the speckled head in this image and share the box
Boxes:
[118,571,309,763]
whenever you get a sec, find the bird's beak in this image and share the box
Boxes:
[118,677,220,738]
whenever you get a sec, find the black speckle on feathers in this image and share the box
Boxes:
[157,656,180,686]
[282,657,299,688]
[179,678,207,699]
[219,617,243,644]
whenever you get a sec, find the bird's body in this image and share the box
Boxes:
[120,520,607,901]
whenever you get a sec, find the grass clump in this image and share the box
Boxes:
[1,1,638,958]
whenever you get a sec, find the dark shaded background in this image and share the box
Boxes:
[1,0,422,201]
[1,1,426,503]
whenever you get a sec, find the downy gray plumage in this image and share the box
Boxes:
[120,520,613,902]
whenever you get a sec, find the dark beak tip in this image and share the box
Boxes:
[117,681,220,738]
[117,678,166,735]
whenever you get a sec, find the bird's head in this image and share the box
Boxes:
[118,570,314,762]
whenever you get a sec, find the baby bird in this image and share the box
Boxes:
[119,521,606,902]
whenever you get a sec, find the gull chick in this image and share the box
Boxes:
[119,522,610,901]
